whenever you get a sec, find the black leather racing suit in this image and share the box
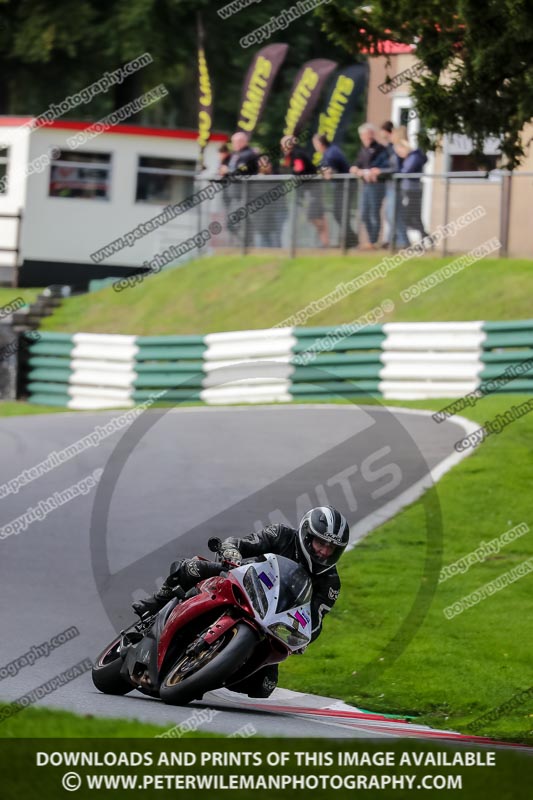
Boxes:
[166,524,341,697]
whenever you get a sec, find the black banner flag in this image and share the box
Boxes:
[283,59,338,137]
[237,43,289,135]
[317,63,368,145]
[197,15,213,168]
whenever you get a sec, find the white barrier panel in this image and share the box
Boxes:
[201,379,292,405]
[203,365,294,387]
[67,384,133,400]
[383,322,484,333]
[70,359,136,374]
[380,322,485,397]
[382,332,485,351]
[71,343,139,361]
[67,397,134,410]
[204,328,293,343]
[380,363,482,380]
[381,351,482,365]
[379,380,478,399]
[73,333,138,345]
[70,369,137,389]
[203,356,293,371]
[204,337,297,362]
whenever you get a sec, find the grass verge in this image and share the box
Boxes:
[39,254,533,335]
[0,704,217,737]
[0,288,41,310]
[281,393,533,742]
[0,402,67,416]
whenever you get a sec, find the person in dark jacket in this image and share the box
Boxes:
[394,138,432,246]
[313,134,358,248]
[312,134,350,174]
[377,122,408,247]
[254,154,286,247]
[280,134,315,174]
[350,123,389,248]
[133,506,349,698]
[280,134,329,247]
[219,131,259,178]
[219,131,259,243]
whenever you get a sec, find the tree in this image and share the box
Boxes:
[0,0,362,156]
[318,0,533,169]
[0,0,100,114]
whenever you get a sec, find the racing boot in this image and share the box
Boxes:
[228,664,279,698]
[132,578,181,618]
[132,558,223,618]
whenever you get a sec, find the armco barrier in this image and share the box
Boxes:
[378,321,485,400]
[24,320,533,409]
[479,320,533,393]
[292,326,385,399]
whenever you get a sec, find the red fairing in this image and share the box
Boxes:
[156,574,253,670]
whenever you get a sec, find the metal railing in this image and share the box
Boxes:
[193,171,533,259]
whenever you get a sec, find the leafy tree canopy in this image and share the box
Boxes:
[0,0,363,158]
[318,0,533,168]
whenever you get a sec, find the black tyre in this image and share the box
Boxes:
[92,636,133,695]
[160,622,257,706]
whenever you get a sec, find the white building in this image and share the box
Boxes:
[0,116,227,287]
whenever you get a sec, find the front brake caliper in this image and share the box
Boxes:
[185,637,209,657]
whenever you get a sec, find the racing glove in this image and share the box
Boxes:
[222,547,242,565]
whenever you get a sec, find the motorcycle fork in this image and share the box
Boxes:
[121,604,179,690]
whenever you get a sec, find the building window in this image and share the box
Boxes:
[445,134,501,177]
[136,156,195,204]
[399,107,412,128]
[449,153,499,173]
[0,147,8,194]
[49,151,111,199]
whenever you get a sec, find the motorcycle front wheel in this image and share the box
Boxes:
[159,622,257,706]
[92,636,133,695]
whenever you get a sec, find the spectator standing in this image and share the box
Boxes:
[216,143,233,214]
[217,142,231,170]
[254,154,286,248]
[219,131,259,178]
[312,134,358,248]
[350,123,389,249]
[220,131,259,244]
[377,122,408,247]
[280,135,329,248]
[393,138,432,247]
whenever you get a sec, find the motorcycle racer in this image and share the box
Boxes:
[132,506,349,697]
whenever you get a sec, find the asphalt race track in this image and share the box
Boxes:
[0,404,479,739]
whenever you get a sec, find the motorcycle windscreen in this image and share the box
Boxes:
[275,557,313,613]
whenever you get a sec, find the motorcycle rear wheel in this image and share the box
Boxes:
[159,622,257,706]
[92,636,133,695]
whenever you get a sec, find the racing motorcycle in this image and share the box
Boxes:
[91,538,312,705]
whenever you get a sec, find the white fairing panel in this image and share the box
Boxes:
[231,554,313,652]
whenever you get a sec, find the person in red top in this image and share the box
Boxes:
[280,135,329,247]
